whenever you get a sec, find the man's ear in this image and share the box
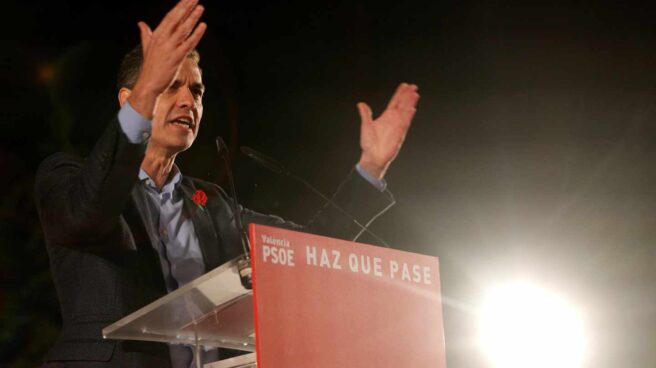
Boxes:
[118,87,132,107]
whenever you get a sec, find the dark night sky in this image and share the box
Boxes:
[2,1,655,367]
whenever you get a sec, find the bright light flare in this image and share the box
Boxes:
[478,282,586,368]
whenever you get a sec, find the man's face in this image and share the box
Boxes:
[150,58,205,153]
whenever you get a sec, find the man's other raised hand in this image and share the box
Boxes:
[357,83,420,180]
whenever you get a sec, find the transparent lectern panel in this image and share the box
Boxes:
[102,258,255,352]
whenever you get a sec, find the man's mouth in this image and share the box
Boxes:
[170,116,195,131]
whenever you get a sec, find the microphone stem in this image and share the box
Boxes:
[216,138,253,290]
[220,154,251,260]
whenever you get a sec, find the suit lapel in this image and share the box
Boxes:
[123,185,169,294]
[179,178,222,271]
[125,185,154,250]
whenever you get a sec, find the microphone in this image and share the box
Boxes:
[240,146,390,247]
[215,137,252,289]
[241,146,287,175]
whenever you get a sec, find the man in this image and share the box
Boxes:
[35,0,420,367]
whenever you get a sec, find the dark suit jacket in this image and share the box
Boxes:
[35,117,395,367]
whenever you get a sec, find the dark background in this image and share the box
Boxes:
[1,1,655,367]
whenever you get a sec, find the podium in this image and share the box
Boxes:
[103,224,446,367]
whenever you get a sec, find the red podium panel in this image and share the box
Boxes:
[250,224,446,368]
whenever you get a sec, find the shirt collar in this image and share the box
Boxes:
[139,165,183,194]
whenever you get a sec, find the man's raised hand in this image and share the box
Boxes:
[128,0,207,119]
[357,83,420,180]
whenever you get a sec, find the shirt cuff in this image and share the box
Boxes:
[355,163,387,192]
[118,101,152,144]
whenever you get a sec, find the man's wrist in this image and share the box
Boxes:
[357,154,388,180]
[356,163,387,192]
[118,101,152,144]
[127,81,159,120]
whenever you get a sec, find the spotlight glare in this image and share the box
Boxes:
[478,282,586,368]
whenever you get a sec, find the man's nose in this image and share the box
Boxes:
[176,87,195,108]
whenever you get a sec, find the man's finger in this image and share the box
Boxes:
[397,88,420,111]
[386,83,408,110]
[399,105,418,126]
[180,22,207,52]
[398,94,420,124]
[175,5,205,42]
[158,0,199,35]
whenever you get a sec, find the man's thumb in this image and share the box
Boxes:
[137,22,152,51]
[357,102,373,124]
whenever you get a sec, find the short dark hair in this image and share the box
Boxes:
[116,45,201,90]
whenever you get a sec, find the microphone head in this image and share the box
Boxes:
[240,146,286,175]
[215,136,228,156]
[240,146,259,159]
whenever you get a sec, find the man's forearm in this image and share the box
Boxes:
[35,116,147,245]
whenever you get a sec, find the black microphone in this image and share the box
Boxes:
[215,137,252,289]
[240,146,391,247]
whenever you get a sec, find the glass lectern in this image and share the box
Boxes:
[102,257,255,367]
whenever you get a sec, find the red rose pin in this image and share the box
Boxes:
[192,189,208,209]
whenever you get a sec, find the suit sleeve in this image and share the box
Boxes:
[304,167,395,240]
[34,117,146,246]
[238,167,395,243]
